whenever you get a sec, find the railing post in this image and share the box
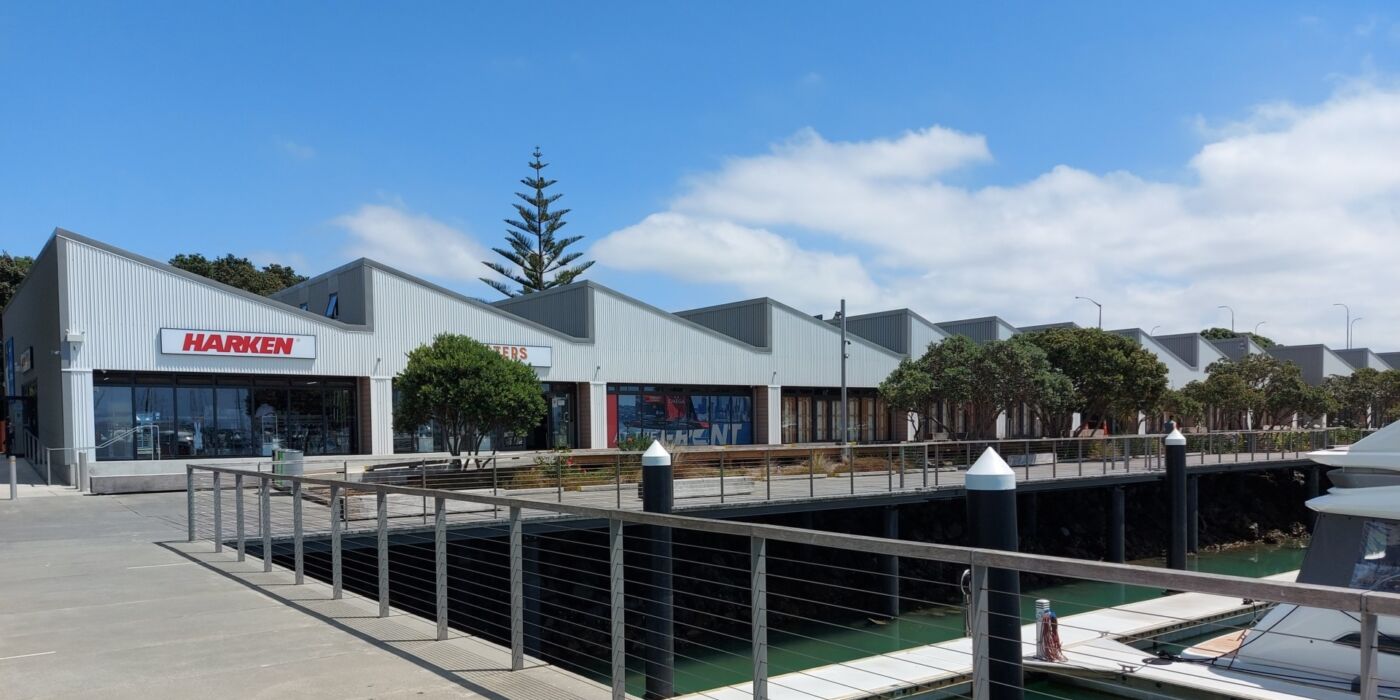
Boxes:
[330,483,342,599]
[764,450,772,501]
[1360,611,1380,700]
[212,471,223,553]
[260,475,272,573]
[719,453,726,503]
[886,445,893,492]
[923,443,929,488]
[969,563,989,699]
[186,466,196,542]
[235,473,245,562]
[509,506,524,671]
[377,489,389,618]
[1077,439,1083,477]
[434,496,448,641]
[292,480,304,585]
[609,518,626,700]
[616,453,623,509]
[556,455,563,503]
[751,535,768,700]
[934,442,940,487]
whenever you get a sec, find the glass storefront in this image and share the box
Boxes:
[93,372,356,460]
[781,388,896,444]
[607,385,753,447]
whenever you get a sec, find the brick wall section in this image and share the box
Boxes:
[577,382,593,448]
[753,386,769,445]
[357,377,373,454]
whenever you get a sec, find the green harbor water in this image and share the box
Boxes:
[655,542,1306,698]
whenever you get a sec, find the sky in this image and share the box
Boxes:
[3,3,1400,349]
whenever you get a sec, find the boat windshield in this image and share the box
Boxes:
[1351,519,1400,592]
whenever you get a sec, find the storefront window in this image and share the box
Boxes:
[94,385,133,460]
[214,388,252,455]
[134,386,175,459]
[797,396,811,443]
[861,397,875,442]
[781,396,796,443]
[609,386,753,447]
[815,400,826,441]
[175,387,215,457]
[92,373,354,461]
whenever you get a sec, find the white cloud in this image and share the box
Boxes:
[591,213,884,309]
[594,83,1400,350]
[334,204,489,283]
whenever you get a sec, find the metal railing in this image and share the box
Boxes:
[186,459,1399,700]
[327,428,1351,513]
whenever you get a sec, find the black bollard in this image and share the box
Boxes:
[1107,486,1125,564]
[1166,429,1187,570]
[879,505,900,619]
[1305,467,1321,500]
[966,447,1023,700]
[641,441,674,699]
[1187,476,1200,554]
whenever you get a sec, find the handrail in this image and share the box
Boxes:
[187,461,1400,617]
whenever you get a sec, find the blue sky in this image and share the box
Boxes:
[4,3,1400,346]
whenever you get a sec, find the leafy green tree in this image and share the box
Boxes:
[1021,327,1169,426]
[481,148,594,297]
[0,251,34,310]
[1200,326,1276,348]
[879,356,938,438]
[1160,385,1207,428]
[1323,368,1400,428]
[1203,355,1321,428]
[169,253,307,295]
[393,334,547,458]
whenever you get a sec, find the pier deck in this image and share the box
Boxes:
[683,570,1305,700]
[0,486,616,700]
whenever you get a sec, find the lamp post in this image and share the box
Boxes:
[1074,296,1102,329]
[1334,303,1351,349]
[836,300,850,444]
[1150,325,1161,335]
[1217,305,1235,333]
[1253,321,1266,336]
[1352,317,1364,348]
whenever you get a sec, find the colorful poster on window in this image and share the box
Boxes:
[607,389,752,447]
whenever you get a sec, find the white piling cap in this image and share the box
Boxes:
[966,447,1015,491]
[1165,428,1186,446]
[641,439,671,467]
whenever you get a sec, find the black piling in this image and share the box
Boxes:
[1107,485,1125,564]
[879,505,900,619]
[966,447,1023,700]
[641,441,675,699]
[1166,429,1187,570]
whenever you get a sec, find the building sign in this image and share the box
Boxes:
[160,329,317,359]
[487,343,551,368]
[17,347,32,373]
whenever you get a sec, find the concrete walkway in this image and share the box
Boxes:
[0,487,616,699]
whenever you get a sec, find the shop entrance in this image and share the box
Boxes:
[4,395,36,455]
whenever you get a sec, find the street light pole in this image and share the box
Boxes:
[839,299,849,444]
[1217,305,1235,334]
[1334,303,1351,349]
[1253,321,1266,336]
[1074,296,1102,329]
[1351,317,1364,348]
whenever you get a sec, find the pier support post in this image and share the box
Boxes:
[1166,429,1187,570]
[1107,486,1125,564]
[1305,466,1321,500]
[1022,492,1038,540]
[878,506,900,619]
[965,447,1022,700]
[1187,476,1199,554]
[641,441,675,699]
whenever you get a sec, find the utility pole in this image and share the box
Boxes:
[1334,303,1351,349]
[1352,317,1364,349]
[839,299,849,444]
[1075,296,1102,329]
[1217,305,1234,334]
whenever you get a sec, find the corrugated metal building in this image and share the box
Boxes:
[1266,345,1356,385]
[3,230,916,489]
[1334,348,1393,371]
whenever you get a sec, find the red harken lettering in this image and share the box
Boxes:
[182,332,295,355]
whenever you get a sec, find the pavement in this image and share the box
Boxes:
[0,479,615,700]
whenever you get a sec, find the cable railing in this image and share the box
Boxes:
[185,460,1400,700]
[316,428,1351,514]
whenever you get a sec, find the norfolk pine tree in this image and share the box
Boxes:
[481,148,594,297]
